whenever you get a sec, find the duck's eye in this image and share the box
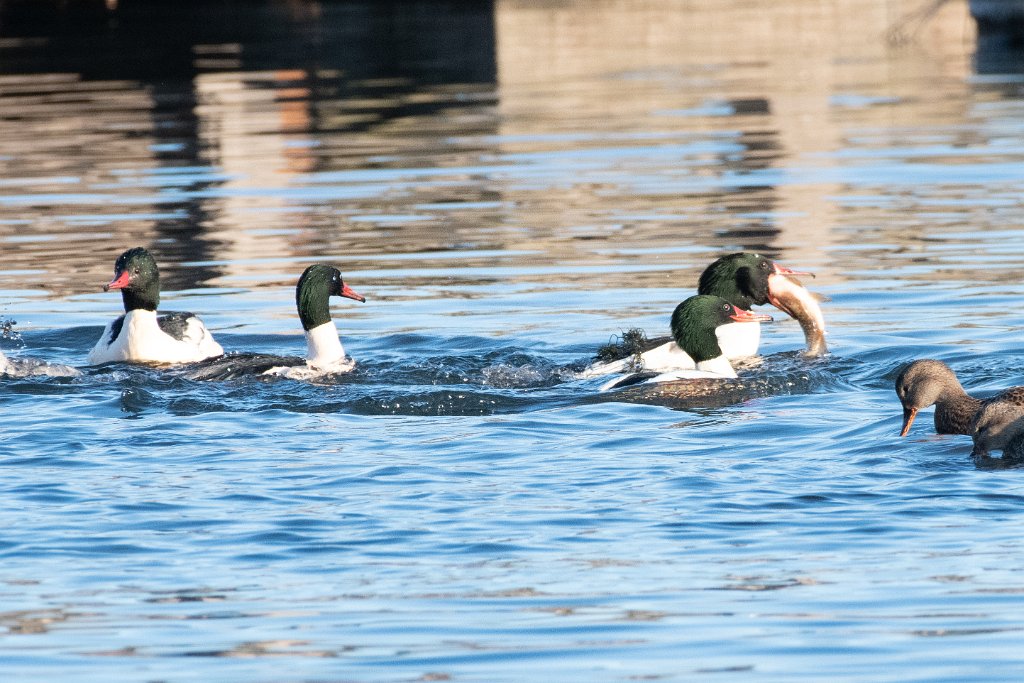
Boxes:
[722,303,731,313]
[760,261,770,270]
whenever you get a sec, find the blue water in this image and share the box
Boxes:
[3,1,1024,680]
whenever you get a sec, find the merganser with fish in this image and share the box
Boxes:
[601,294,771,391]
[186,264,365,381]
[88,247,223,365]
[895,359,1024,436]
[582,252,825,379]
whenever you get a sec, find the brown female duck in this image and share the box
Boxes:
[895,359,1024,436]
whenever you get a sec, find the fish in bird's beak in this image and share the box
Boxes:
[341,283,366,303]
[730,307,772,323]
[900,406,918,436]
[103,270,132,292]
[765,270,829,357]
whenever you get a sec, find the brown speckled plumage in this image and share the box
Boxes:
[895,359,1024,436]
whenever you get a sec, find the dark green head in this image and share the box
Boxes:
[295,264,366,331]
[697,252,775,310]
[670,294,771,362]
[103,246,161,312]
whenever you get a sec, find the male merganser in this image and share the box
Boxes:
[601,294,771,391]
[88,247,223,365]
[186,264,365,380]
[582,252,818,378]
[970,400,1024,464]
[895,359,1024,436]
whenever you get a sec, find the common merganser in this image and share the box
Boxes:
[601,294,771,391]
[88,247,223,365]
[970,401,1024,464]
[895,359,1024,436]
[186,264,365,381]
[582,252,818,378]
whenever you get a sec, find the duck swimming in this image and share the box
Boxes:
[894,359,1024,436]
[186,264,365,381]
[88,247,223,365]
[601,294,771,391]
[583,252,822,378]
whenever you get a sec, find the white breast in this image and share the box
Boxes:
[88,310,223,365]
[716,321,761,360]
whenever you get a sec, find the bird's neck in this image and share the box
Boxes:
[935,392,983,435]
[121,285,159,312]
[305,320,345,366]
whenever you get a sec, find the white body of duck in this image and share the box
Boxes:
[88,247,222,365]
[260,320,356,379]
[89,308,223,365]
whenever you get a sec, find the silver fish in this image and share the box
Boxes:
[767,274,827,356]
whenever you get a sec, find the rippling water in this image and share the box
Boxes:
[3,0,1024,680]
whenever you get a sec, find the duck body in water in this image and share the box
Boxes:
[88,247,223,365]
[186,264,365,381]
[582,252,824,378]
[601,294,771,392]
[969,400,1024,465]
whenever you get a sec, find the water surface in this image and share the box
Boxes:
[2,1,1024,680]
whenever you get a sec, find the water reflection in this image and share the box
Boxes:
[0,0,1014,308]
[0,0,499,297]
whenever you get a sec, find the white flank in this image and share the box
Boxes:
[88,309,223,364]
